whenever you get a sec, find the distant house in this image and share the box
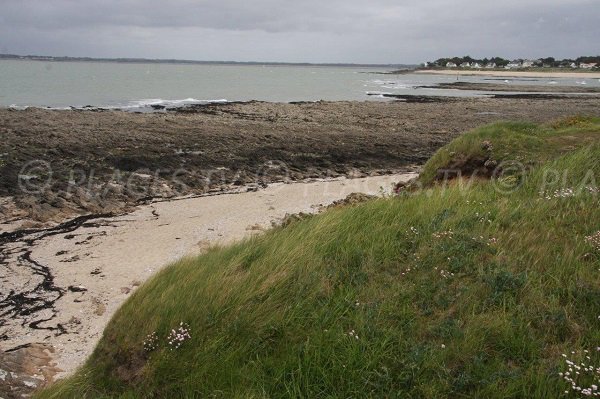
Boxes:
[521,60,535,68]
[485,63,497,69]
[471,62,482,69]
[506,61,522,69]
[446,62,457,68]
[570,62,578,68]
[580,62,598,69]
[460,62,471,68]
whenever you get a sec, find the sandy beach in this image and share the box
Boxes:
[0,173,415,389]
[414,69,600,79]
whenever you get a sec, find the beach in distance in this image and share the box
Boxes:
[415,68,600,79]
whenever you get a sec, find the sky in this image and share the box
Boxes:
[0,0,598,64]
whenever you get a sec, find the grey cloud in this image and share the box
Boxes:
[0,0,597,63]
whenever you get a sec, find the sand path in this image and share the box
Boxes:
[0,173,416,384]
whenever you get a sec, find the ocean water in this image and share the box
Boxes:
[1,60,598,110]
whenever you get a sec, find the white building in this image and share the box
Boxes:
[446,62,457,68]
[471,62,482,68]
[522,60,535,68]
[485,63,497,69]
[580,63,598,69]
[506,61,522,69]
[460,62,471,68]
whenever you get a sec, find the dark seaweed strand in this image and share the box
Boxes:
[0,213,115,335]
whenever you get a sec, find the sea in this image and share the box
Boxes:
[1,59,599,110]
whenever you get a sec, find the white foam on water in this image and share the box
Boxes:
[9,98,230,111]
[369,79,415,90]
[119,98,229,109]
[370,79,396,85]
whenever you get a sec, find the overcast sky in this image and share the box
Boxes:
[0,0,598,64]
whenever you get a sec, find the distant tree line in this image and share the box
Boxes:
[427,55,600,68]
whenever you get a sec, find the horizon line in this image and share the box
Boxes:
[0,53,414,68]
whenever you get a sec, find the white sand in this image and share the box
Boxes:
[414,69,600,79]
[0,173,416,379]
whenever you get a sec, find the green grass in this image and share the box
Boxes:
[38,117,600,398]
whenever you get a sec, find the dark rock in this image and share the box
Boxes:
[68,285,87,293]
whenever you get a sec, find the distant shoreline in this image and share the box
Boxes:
[414,69,600,79]
[0,54,411,69]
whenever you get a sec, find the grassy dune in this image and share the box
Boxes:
[39,117,600,398]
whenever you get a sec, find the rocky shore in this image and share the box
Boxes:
[2,97,600,227]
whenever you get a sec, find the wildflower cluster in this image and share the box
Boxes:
[465,200,485,205]
[439,269,455,279]
[434,266,454,279]
[475,211,492,224]
[345,329,360,340]
[143,322,192,353]
[542,188,576,200]
[410,227,419,235]
[586,186,600,194]
[167,322,192,350]
[585,231,600,251]
[400,266,413,277]
[471,236,498,247]
[560,349,600,396]
[432,230,454,239]
[143,332,159,352]
[399,253,422,278]
[540,186,598,200]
